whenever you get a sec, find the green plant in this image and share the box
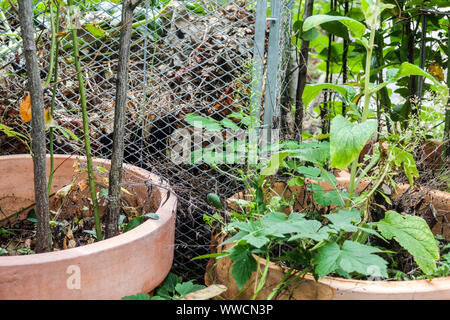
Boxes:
[122,273,205,300]
[67,0,103,240]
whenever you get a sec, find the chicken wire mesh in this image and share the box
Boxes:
[0,0,293,282]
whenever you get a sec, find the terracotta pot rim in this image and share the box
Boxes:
[259,254,450,286]
[0,154,177,266]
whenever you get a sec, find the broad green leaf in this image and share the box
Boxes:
[185,2,206,15]
[287,221,332,242]
[339,241,388,278]
[371,62,448,95]
[289,141,330,165]
[287,212,307,221]
[229,245,257,290]
[325,209,361,232]
[297,166,321,178]
[302,26,320,41]
[313,190,347,207]
[330,115,377,169]
[321,19,349,40]
[242,233,269,248]
[184,113,222,131]
[229,221,258,234]
[312,189,331,206]
[156,273,182,299]
[314,240,388,278]
[302,83,357,109]
[376,211,439,275]
[261,211,288,224]
[303,14,366,39]
[313,242,341,278]
[175,281,206,299]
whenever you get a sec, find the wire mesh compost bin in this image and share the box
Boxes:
[0,0,293,281]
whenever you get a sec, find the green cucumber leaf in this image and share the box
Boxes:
[325,209,361,233]
[330,115,377,169]
[376,211,439,275]
[314,240,388,278]
[229,244,257,290]
[175,281,206,299]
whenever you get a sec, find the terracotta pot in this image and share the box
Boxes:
[205,173,450,300]
[0,154,177,300]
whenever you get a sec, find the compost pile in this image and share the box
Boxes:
[0,1,256,160]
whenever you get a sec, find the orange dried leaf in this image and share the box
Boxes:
[19,93,32,123]
[427,62,445,82]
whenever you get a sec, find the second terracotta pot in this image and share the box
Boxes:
[205,175,450,300]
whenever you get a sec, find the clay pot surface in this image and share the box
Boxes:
[0,154,177,300]
[205,174,450,300]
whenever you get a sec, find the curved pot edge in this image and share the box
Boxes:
[0,154,177,266]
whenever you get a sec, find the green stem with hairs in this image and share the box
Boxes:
[346,0,380,207]
[68,0,103,240]
[47,0,60,195]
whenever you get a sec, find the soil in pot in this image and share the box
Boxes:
[0,158,161,256]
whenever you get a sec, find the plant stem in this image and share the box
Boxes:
[342,0,349,116]
[18,0,51,253]
[251,251,270,300]
[347,0,380,206]
[47,0,60,195]
[67,0,103,240]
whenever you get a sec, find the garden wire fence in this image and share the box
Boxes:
[0,0,293,282]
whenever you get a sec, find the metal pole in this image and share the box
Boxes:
[249,0,267,165]
[262,0,283,148]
